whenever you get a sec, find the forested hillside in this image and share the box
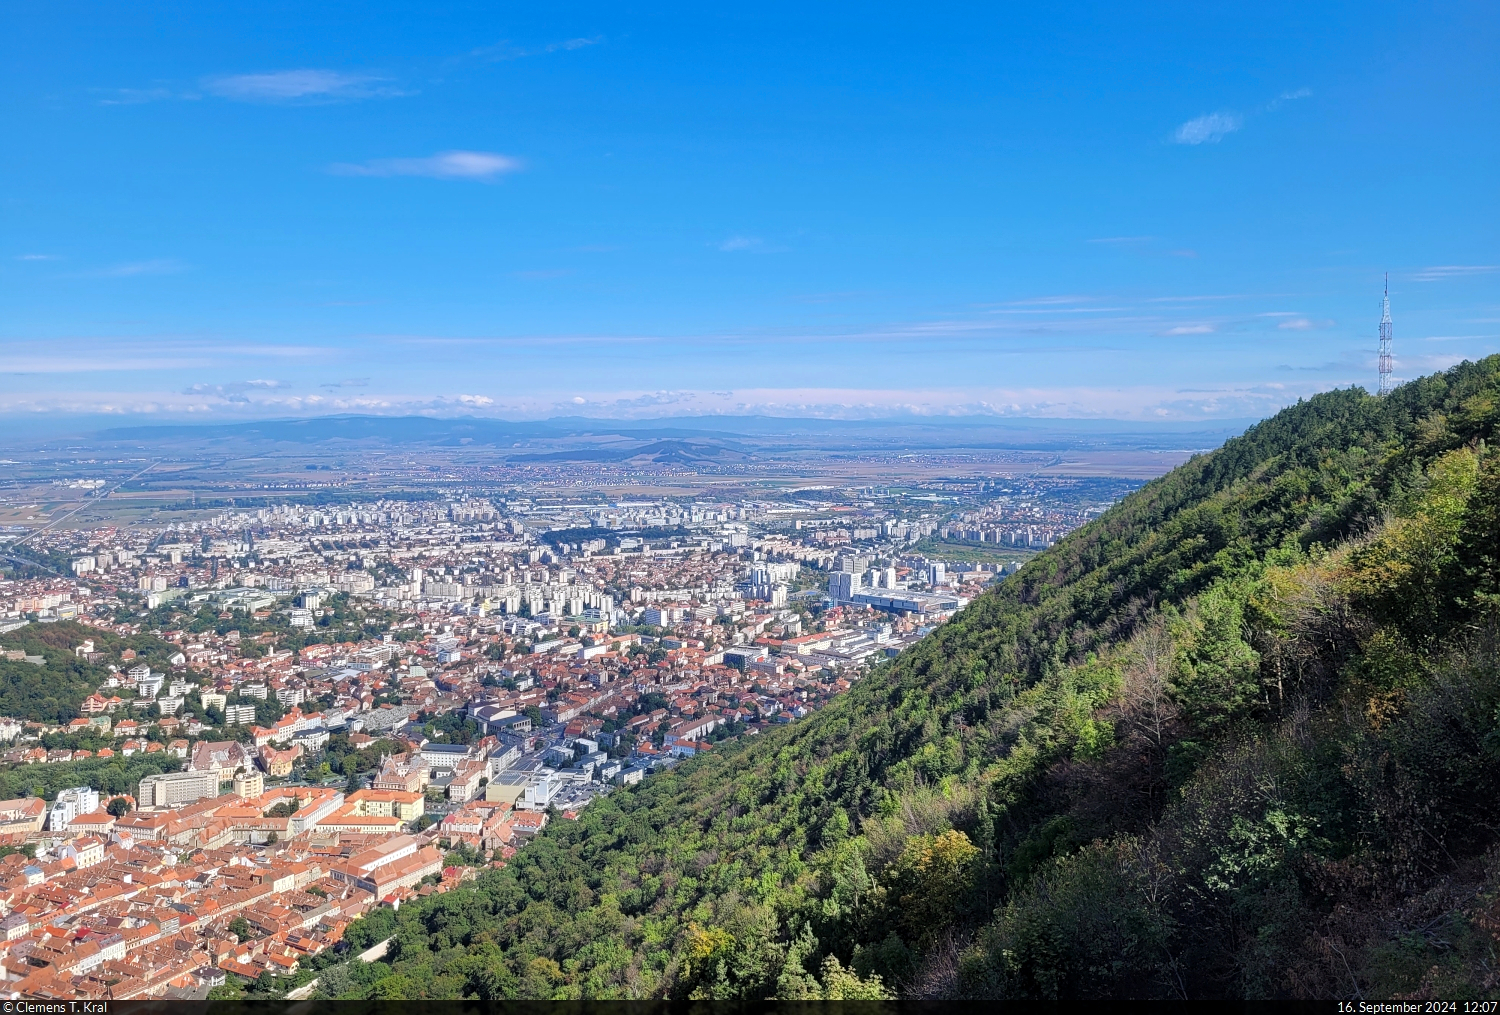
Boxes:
[331,357,1500,1000]
[0,621,182,723]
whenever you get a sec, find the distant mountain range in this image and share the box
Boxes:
[39,413,1256,455]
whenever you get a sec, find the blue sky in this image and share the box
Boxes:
[3,1,1497,423]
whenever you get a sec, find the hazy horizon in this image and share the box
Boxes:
[0,409,1263,450]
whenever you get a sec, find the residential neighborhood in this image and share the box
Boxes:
[0,481,1107,999]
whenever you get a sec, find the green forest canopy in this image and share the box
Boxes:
[0,621,181,724]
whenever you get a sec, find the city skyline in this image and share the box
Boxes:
[3,1,1497,425]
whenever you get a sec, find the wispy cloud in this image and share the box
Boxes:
[717,236,761,252]
[0,373,1331,423]
[0,388,499,416]
[320,378,370,390]
[512,269,571,280]
[1277,360,1350,373]
[1173,111,1242,145]
[1172,89,1309,146]
[547,37,602,52]
[997,296,1097,306]
[16,254,60,261]
[1406,353,1469,372]
[469,36,604,62]
[540,383,1306,422]
[183,380,291,404]
[1089,237,1197,259]
[330,150,522,181]
[1,355,210,374]
[1266,315,1334,331]
[182,379,292,402]
[0,338,331,376]
[95,259,186,278]
[203,70,402,103]
[360,290,1358,357]
[97,86,181,106]
[1411,265,1498,282]
[791,290,874,305]
[1147,294,1252,303]
[1265,87,1312,111]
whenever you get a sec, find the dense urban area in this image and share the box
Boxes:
[0,472,1126,999]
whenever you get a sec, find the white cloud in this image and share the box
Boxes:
[16,254,59,261]
[181,380,294,403]
[1173,112,1242,145]
[540,384,1308,422]
[330,150,522,181]
[0,380,1326,423]
[0,386,506,417]
[1278,318,1314,330]
[203,70,398,102]
[1411,265,1498,282]
[1161,324,1215,335]
[183,379,291,394]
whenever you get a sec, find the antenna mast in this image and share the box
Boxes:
[1378,274,1394,396]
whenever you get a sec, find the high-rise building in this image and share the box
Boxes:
[47,787,100,831]
[138,770,220,809]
